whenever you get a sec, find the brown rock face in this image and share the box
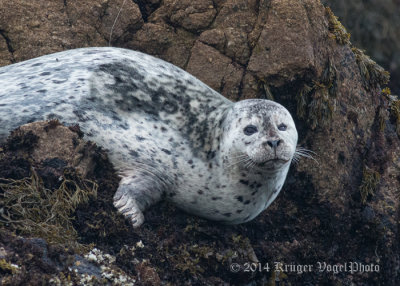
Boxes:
[0,0,399,285]
[322,0,400,95]
[248,0,317,86]
[0,0,143,62]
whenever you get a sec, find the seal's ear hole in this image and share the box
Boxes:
[278,124,287,131]
[243,125,258,136]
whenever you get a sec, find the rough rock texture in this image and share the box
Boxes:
[322,0,400,95]
[0,0,399,285]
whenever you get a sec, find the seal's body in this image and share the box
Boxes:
[0,48,298,227]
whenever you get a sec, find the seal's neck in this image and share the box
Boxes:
[199,104,232,160]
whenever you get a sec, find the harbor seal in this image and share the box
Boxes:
[0,47,298,227]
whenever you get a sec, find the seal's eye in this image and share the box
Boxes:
[278,124,287,131]
[243,125,258,136]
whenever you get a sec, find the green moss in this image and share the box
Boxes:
[391,100,400,136]
[0,259,19,274]
[378,106,387,132]
[0,168,97,245]
[382,88,400,136]
[174,244,205,275]
[381,87,400,135]
[257,78,275,101]
[326,7,350,45]
[307,82,334,129]
[359,166,380,204]
[352,48,390,89]
[296,60,337,129]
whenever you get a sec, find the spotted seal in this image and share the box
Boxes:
[0,47,298,227]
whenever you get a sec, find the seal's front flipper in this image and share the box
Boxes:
[113,174,165,228]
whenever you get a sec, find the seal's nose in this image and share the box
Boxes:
[264,139,282,149]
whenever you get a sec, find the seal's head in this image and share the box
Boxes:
[221,99,298,172]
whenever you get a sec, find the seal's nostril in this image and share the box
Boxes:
[266,140,281,148]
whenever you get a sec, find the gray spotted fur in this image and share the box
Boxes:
[0,47,298,227]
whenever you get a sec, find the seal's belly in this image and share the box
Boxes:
[170,171,287,224]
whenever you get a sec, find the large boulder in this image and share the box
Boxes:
[0,0,399,284]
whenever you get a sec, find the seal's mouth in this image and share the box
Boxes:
[255,158,290,168]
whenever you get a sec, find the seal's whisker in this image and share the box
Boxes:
[226,153,252,169]
[294,146,319,164]
[230,154,249,160]
[295,146,317,155]
[244,158,254,169]
[291,156,300,166]
[226,157,249,168]
[249,160,256,171]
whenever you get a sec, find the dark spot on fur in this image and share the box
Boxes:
[207,151,216,159]
[53,80,68,84]
[239,179,249,185]
[223,213,231,217]
[197,190,204,195]
[161,148,171,155]
[129,150,139,157]
[136,135,146,141]
[236,209,243,214]
[236,196,243,202]
[244,200,250,205]
[251,191,258,196]
[118,123,129,130]
[169,192,176,197]
[40,72,51,76]
[212,196,222,201]
[188,160,193,164]
[161,127,167,132]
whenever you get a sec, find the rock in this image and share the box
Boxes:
[321,0,400,95]
[248,0,319,86]
[186,41,244,99]
[0,0,399,285]
[135,262,161,286]
[0,0,143,62]
[151,0,216,33]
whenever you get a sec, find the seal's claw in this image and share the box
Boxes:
[126,211,144,228]
[113,194,129,208]
[113,195,144,228]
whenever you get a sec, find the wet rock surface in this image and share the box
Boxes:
[322,0,400,96]
[0,0,399,285]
